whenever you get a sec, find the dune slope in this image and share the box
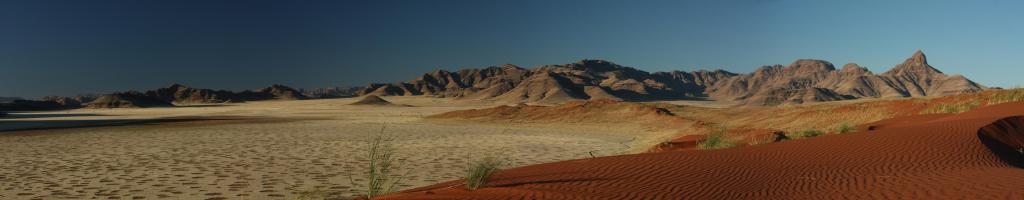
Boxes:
[382,102,1024,199]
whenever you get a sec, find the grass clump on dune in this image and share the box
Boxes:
[353,126,410,199]
[465,156,505,190]
[698,126,736,150]
[836,123,856,134]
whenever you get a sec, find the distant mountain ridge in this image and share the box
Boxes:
[359,50,985,105]
[40,84,310,109]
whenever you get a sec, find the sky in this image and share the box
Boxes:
[1,0,1022,98]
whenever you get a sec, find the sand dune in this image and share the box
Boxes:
[380,102,1024,199]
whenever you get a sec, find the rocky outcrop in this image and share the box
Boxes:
[358,51,985,106]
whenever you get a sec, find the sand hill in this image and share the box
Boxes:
[349,95,394,105]
[359,51,984,105]
[85,92,174,108]
[381,102,1024,199]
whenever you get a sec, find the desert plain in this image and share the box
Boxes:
[0,97,680,199]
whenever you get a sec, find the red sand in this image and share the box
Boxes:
[381,102,1024,199]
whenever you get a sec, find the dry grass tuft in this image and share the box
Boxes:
[921,100,981,114]
[698,126,736,150]
[465,156,505,190]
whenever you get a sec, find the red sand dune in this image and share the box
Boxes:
[381,102,1024,199]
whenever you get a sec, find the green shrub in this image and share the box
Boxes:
[465,157,505,190]
[698,126,736,150]
[836,123,856,134]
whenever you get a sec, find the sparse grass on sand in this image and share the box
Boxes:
[465,156,505,190]
[989,88,1024,105]
[698,126,736,150]
[921,100,981,114]
[790,129,825,139]
[353,127,410,199]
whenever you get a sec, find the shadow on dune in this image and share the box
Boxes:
[978,116,1024,168]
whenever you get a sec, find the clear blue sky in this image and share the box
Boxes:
[1,0,1022,98]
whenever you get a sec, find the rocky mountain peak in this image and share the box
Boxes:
[907,50,927,65]
[884,50,943,76]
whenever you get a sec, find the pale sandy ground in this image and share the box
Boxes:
[0,97,668,199]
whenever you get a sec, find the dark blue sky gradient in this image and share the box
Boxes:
[2,0,1022,98]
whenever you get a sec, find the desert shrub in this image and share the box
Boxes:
[836,123,856,134]
[791,129,825,139]
[465,156,505,190]
[990,89,1024,105]
[698,126,736,150]
[353,132,409,199]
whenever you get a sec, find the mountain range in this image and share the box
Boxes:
[358,50,985,105]
[1,50,988,110]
